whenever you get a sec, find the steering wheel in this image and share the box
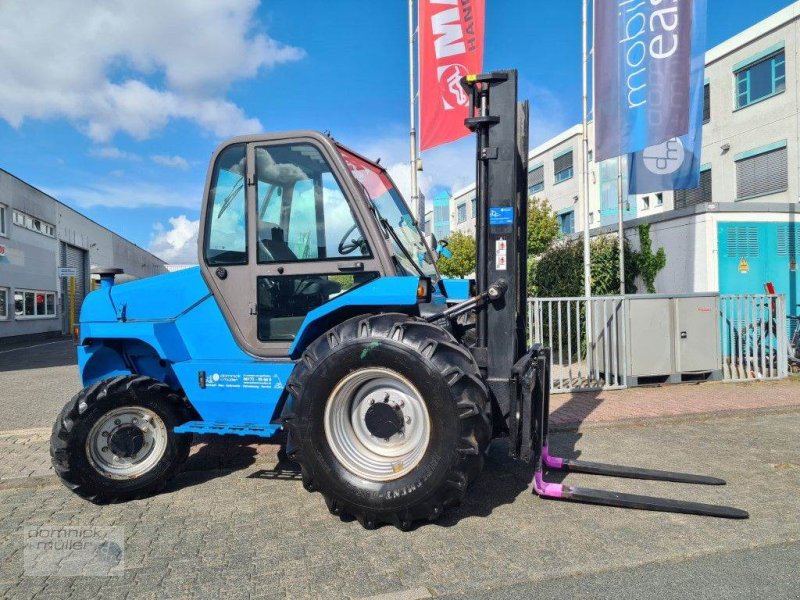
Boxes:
[337,223,364,255]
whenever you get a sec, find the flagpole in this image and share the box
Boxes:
[408,0,421,224]
[582,0,595,369]
[617,155,626,294]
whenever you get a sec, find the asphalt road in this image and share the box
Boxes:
[1,340,799,598]
[440,541,800,600]
[0,339,79,430]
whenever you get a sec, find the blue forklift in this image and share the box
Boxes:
[51,71,747,528]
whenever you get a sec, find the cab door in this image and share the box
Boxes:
[200,134,389,358]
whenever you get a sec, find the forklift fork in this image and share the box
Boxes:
[514,347,749,519]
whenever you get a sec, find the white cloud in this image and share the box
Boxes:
[49,181,200,210]
[149,215,199,263]
[152,154,190,170]
[0,0,304,141]
[90,146,141,161]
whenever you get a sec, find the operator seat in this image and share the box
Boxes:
[259,222,297,262]
[256,221,341,341]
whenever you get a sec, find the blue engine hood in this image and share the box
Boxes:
[103,267,211,322]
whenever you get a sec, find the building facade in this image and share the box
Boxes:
[449,2,800,309]
[0,169,167,342]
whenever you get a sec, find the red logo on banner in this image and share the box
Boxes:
[419,0,485,151]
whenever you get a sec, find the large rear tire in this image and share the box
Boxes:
[284,314,491,529]
[50,375,193,503]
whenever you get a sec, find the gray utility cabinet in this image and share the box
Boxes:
[626,294,722,384]
[595,294,722,386]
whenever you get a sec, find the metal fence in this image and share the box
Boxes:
[719,294,788,381]
[529,297,627,394]
[529,293,790,393]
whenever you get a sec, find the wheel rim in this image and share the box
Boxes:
[85,407,168,480]
[325,368,431,482]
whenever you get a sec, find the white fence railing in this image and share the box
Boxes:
[529,297,627,394]
[719,294,788,381]
[529,293,789,393]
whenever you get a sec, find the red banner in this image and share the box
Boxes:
[419,0,485,151]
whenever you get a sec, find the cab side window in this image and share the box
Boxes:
[255,144,370,263]
[204,144,247,265]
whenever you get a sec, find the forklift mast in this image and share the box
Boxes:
[462,70,529,420]
[459,70,747,520]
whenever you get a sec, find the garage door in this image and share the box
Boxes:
[60,243,88,332]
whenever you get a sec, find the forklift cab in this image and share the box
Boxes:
[199,132,439,358]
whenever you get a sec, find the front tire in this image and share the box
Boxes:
[284,314,491,529]
[50,375,192,503]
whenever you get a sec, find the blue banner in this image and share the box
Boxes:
[595,0,694,162]
[629,0,707,194]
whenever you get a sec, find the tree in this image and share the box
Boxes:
[437,232,476,278]
[527,197,560,257]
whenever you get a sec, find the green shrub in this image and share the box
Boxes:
[437,232,476,278]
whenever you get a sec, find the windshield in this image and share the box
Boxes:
[337,146,438,280]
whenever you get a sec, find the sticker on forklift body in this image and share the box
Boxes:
[495,238,507,271]
[205,372,284,390]
[489,206,513,226]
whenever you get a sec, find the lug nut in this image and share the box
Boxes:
[101,431,109,438]
[405,416,412,424]
[101,446,108,453]
[114,419,121,425]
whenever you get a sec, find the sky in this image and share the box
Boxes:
[0,0,795,264]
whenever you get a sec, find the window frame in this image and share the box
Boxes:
[558,210,575,235]
[0,286,8,320]
[528,163,545,194]
[0,203,7,237]
[203,143,249,267]
[254,144,375,266]
[457,203,467,224]
[734,50,786,110]
[734,143,788,201]
[11,209,55,238]
[13,289,57,320]
[702,83,711,124]
[553,150,575,185]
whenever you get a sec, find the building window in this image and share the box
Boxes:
[655,192,663,207]
[457,203,467,224]
[675,169,712,208]
[0,287,7,320]
[470,196,477,218]
[558,211,574,235]
[528,164,544,194]
[12,210,55,238]
[735,50,785,109]
[703,83,711,123]
[641,196,650,210]
[0,203,7,236]
[735,143,788,200]
[554,150,574,184]
[13,289,57,319]
[588,212,595,225]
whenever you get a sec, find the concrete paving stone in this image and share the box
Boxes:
[2,340,800,598]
